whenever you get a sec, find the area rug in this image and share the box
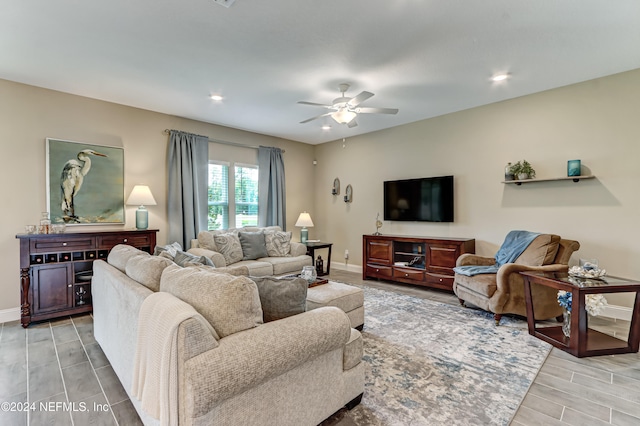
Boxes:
[340,285,551,426]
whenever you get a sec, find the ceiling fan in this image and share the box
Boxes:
[298,83,399,128]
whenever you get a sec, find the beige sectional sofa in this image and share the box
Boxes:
[188,226,312,276]
[93,245,364,426]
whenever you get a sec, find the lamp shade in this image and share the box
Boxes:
[126,185,157,206]
[295,212,314,228]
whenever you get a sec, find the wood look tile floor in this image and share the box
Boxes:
[328,270,640,426]
[1,270,639,425]
[0,314,141,426]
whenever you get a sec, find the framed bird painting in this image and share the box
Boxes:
[46,138,125,225]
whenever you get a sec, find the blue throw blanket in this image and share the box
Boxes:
[453,230,540,276]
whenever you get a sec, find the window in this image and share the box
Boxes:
[234,165,259,227]
[207,162,229,230]
[208,162,258,230]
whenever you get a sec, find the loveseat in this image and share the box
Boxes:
[189,226,312,276]
[93,244,364,425]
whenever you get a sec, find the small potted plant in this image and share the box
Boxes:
[510,160,536,180]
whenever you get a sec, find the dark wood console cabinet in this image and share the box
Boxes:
[16,229,157,327]
[363,234,475,291]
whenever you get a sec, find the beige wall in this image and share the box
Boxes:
[3,68,639,317]
[0,79,314,315]
[314,69,640,307]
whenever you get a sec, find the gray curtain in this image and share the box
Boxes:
[258,146,286,228]
[167,130,209,249]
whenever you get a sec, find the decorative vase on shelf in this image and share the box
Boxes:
[562,309,571,338]
[504,162,514,181]
[517,172,530,180]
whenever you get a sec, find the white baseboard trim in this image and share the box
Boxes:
[0,307,21,324]
[326,267,633,323]
[330,262,363,275]
[601,304,633,322]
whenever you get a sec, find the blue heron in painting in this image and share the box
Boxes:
[60,149,108,220]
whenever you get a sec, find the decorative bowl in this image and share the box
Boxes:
[568,266,606,279]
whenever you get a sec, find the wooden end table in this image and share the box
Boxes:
[305,241,332,276]
[521,271,640,357]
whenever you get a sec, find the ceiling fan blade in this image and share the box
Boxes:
[297,101,334,109]
[347,119,358,128]
[348,91,374,107]
[356,107,399,115]
[300,112,332,124]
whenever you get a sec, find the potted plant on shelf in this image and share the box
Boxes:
[510,160,536,180]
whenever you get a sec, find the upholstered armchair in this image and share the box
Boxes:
[453,233,580,325]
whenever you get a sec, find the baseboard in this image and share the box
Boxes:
[601,304,632,321]
[0,307,21,324]
[330,262,363,274]
[325,267,633,323]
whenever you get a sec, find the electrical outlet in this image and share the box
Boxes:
[344,249,349,259]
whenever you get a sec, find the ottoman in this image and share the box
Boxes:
[306,282,364,330]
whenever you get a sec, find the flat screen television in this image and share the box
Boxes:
[384,175,454,222]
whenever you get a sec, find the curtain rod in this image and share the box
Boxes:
[163,129,284,152]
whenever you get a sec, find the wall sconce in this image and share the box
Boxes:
[332,178,340,195]
[344,184,353,203]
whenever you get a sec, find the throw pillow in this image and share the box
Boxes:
[197,231,217,252]
[173,250,215,267]
[249,276,308,322]
[125,255,174,292]
[160,264,263,339]
[238,231,268,260]
[153,241,183,259]
[213,232,244,265]
[264,231,292,257]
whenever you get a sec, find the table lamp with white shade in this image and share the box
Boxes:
[126,185,157,230]
[295,212,314,243]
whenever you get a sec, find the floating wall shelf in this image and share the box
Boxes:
[502,175,595,186]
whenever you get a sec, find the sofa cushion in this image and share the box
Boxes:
[264,231,292,257]
[173,250,216,267]
[213,232,244,265]
[249,276,308,322]
[259,256,311,276]
[239,231,268,260]
[107,244,149,273]
[454,273,498,298]
[229,260,274,276]
[515,234,560,266]
[125,255,174,292]
[160,264,263,339]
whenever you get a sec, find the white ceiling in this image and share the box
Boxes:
[2,1,640,145]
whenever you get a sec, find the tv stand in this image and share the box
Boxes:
[363,234,475,291]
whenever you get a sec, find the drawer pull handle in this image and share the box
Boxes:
[124,239,128,243]
[376,269,380,272]
[62,243,67,246]
[405,273,409,277]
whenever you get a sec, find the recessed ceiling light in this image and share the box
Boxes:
[491,73,510,82]
[210,94,223,101]
[321,125,331,130]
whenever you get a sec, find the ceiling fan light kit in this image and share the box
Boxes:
[212,0,236,8]
[298,83,398,128]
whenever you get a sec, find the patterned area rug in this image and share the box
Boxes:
[342,285,551,425]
